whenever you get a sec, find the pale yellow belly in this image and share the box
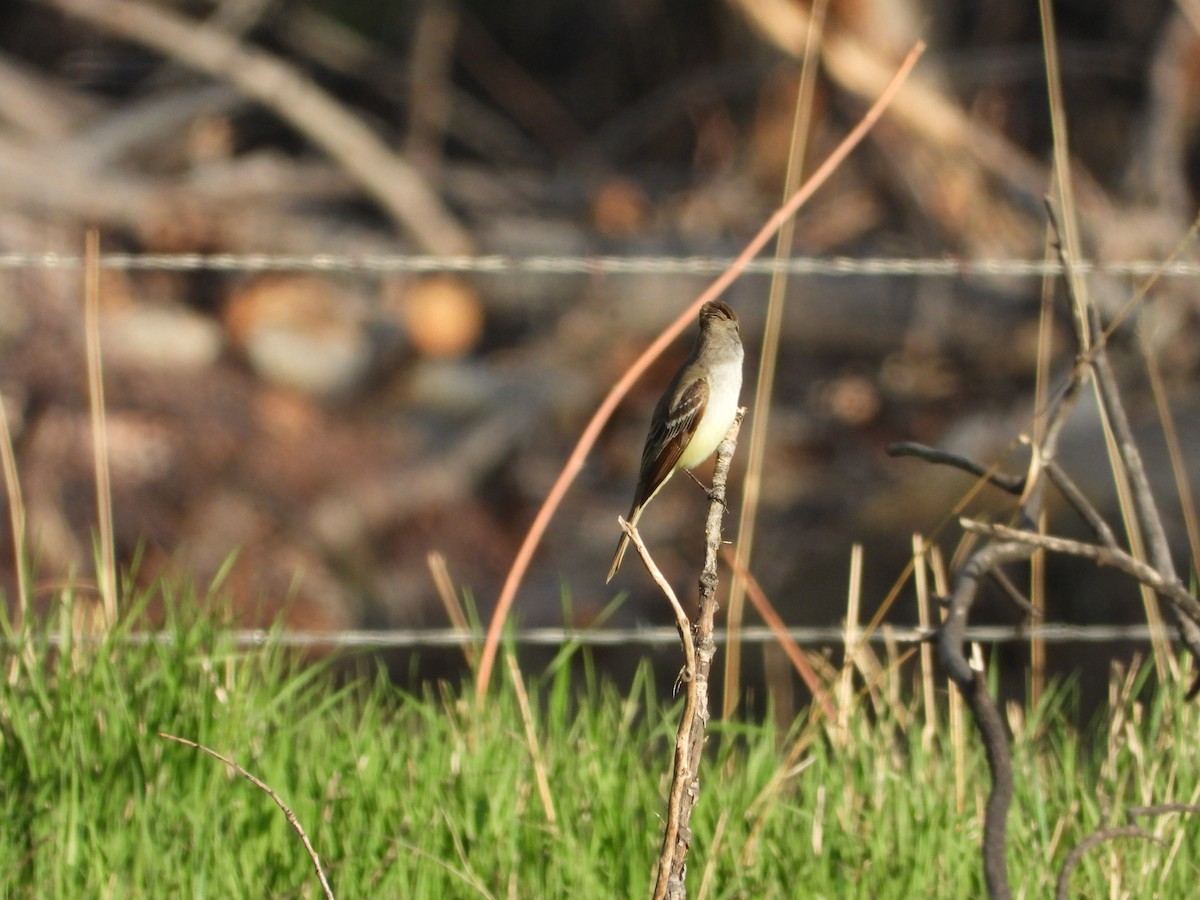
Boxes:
[677,360,742,471]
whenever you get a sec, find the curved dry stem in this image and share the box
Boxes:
[886,442,1026,495]
[720,545,838,721]
[1055,826,1162,900]
[473,40,927,702]
[159,733,334,900]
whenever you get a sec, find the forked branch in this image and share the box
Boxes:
[633,410,742,900]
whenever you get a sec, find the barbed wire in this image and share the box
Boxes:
[3,249,1188,655]
[3,251,1200,278]
[3,622,1177,650]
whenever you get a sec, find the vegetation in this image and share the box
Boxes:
[1,590,1198,898]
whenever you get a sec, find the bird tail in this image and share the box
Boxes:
[606,505,643,583]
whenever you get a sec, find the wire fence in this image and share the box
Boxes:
[4,249,1194,653]
[3,251,1200,278]
[1,624,1179,651]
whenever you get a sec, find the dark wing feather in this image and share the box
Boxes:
[632,376,708,510]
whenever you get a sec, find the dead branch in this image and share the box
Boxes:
[886,441,1026,495]
[1054,825,1161,900]
[645,409,743,900]
[1045,196,1200,686]
[1055,803,1200,900]
[40,0,472,254]
[987,567,1039,619]
[907,225,1089,899]
[936,539,1028,900]
[1042,459,1120,547]
[902,171,1200,899]
[0,50,98,139]
[960,519,1200,623]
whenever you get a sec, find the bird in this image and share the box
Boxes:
[607,299,744,582]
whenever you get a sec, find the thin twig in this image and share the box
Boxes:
[1047,193,1172,675]
[1054,826,1163,900]
[1143,342,1200,581]
[1046,198,1200,680]
[926,299,1087,898]
[960,519,1200,623]
[623,518,695,675]
[987,568,1039,619]
[1040,0,1089,349]
[158,733,334,900]
[623,519,697,900]
[886,442,1026,495]
[1043,460,1119,547]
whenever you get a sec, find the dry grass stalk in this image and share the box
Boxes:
[724,0,831,722]
[83,230,117,631]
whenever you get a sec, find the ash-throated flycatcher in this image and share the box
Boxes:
[606,299,744,582]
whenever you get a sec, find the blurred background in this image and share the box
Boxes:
[2,0,1199,704]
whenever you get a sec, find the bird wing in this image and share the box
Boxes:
[632,375,709,510]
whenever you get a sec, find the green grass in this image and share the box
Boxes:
[2,588,1199,898]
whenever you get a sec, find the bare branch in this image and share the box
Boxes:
[1057,802,1200,899]
[622,517,696,680]
[959,519,1200,623]
[1127,803,1200,820]
[898,289,1091,900]
[655,409,743,900]
[1045,195,1200,684]
[1055,826,1161,900]
[625,517,698,900]
[936,536,1030,900]
[886,441,1026,495]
